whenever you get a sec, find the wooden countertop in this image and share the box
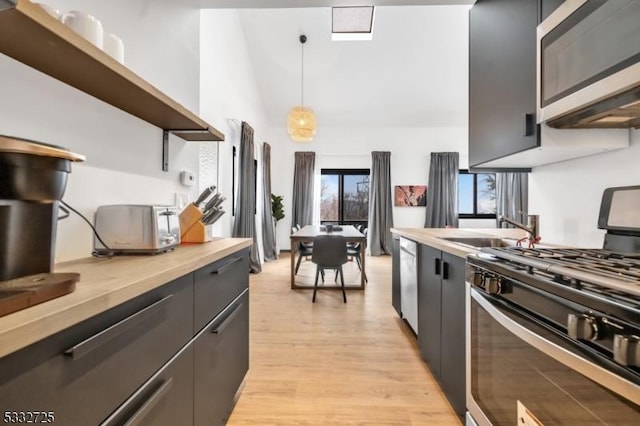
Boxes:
[390,228,530,257]
[0,238,252,358]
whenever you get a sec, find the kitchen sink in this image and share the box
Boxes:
[440,237,519,249]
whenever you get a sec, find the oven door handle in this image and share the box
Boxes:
[471,288,640,405]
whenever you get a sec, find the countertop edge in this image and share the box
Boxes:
[391,228,529,257]
[0,238,252,358]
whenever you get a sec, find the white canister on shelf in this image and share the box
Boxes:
[34,3,61,20]
[61,10,103,49]
[103,33,125,64]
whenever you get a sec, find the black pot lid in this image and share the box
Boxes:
[0,135,85,162]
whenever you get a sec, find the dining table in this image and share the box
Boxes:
[289,225,367,290]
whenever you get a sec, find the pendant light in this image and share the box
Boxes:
[287,34,317,142]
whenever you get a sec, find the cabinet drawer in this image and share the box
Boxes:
[194,289,249,426]
[0,274,193,426]
[101,344,194,426]
[194,250,249,332]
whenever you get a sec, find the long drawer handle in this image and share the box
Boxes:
[211,303,243,335]
[211,256,243,275]
[435,258,441,276]
[123,378,174,426]
[65,295,173,360]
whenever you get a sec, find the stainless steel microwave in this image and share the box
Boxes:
[537,0,640,129]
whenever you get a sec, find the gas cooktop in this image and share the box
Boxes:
[479,247,640,298]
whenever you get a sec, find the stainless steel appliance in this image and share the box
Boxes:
[400,237,418,334]
[93,205,180,254]
[0,135,84,281]
[537,0,640,129]
[466,185,640,425]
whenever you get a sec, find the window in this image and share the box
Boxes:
[458,171,496,218]
[320,169,370,227]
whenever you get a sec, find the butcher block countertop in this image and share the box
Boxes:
[0,238,252,358]
[391,228,531,257]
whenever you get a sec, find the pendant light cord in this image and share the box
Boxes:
[301,37,305,107]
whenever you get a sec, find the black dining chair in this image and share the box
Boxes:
[311,235,348,303]
[347,228,368,283]
[292,227,313,275]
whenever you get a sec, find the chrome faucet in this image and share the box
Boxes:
[499,214,540,247]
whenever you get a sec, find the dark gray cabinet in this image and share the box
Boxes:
[392,237,401,316]
[469,0,564,168]
[0,249,250,426]
[0,274,193,426]
[195,290,249,426]
[102,345,194,426]
[417,245,466,418]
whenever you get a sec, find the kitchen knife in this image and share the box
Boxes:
[194,185,216,207]
[203,209,225,225]
[202,192,223,213]
[200,207,219,224]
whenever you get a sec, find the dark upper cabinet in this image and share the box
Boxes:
[469,0,564,168]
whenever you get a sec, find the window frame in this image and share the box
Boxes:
[458,170,496,219]
[320,168,370,228]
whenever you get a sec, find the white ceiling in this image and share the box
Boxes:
[227,5,471,128]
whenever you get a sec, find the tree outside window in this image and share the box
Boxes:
[458,171,496,218]
[320,169,369,227]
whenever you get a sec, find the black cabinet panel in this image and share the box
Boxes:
[102,345,194,426]
[469,0,540,167]
[0,274,193,426]
[194,290,249,426]
[417,244,442,379]
[439,253,466,417]
[194,248,249,332]
[392,237,401,316]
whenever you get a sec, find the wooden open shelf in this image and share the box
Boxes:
[0,0,224,142]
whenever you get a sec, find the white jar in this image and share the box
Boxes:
[103,33,125,64]
[34,3,61,20]
[61,11,103,49]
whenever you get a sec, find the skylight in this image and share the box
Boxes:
[331,6,375,41]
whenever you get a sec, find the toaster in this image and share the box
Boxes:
[93,205,180,254]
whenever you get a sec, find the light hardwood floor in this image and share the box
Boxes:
[226,253,462,425]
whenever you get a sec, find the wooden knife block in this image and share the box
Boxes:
[179,204,213,243]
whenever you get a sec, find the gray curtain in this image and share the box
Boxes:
[232,122,261,273]
[292,152,315,228]
[425,152,459,228]
[496,172,529,227]
[368,151,394,255]
[261,143,277,262]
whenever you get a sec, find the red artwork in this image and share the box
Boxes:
[394,185,427,207]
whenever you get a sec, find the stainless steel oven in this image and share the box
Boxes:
[537,0,640,129]
[466,186,640,425]
[466,276,640,425]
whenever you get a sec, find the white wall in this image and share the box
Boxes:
[0,0,202,261]
[269,125,468,249]
[530,129,639,247]
[199,10,271,260]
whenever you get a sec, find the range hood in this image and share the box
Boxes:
[546,86,640,130]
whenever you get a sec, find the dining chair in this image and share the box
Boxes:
[347,228,368,283]
[311,235,348,303]
[292,226,313,275]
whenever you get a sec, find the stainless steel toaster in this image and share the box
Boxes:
[93,205,180,254]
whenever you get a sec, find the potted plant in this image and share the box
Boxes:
[271,194,285,254]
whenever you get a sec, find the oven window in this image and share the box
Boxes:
[541,0,640,106]
[470,297,640,425]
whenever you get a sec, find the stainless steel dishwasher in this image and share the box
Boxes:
[400,237,418,334]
